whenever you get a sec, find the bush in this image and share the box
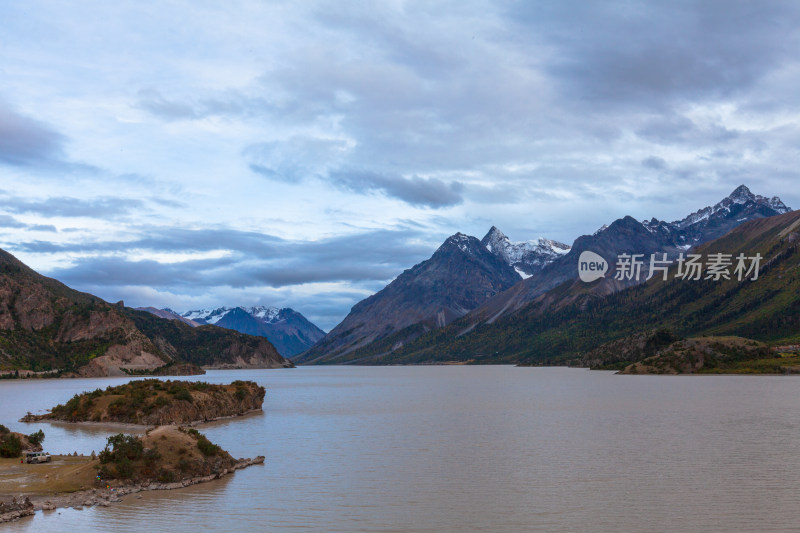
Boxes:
[0,424,9,434]
[102,434,144,462]
[0,433,22,458]
[173,389,192,402]
[143,446,161,467]
[196,435,220,457]
[115,457,133,479]
[28,429,45,446]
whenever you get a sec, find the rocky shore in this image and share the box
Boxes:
[0,456,264,523]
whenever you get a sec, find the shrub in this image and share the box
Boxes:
[143,447,161,467]
[0,433,22,458]
[102,434,144,462]
[0,424,9,434]
[115,457,133,479]
[174,389,192,402]
[196,435,220,457]
[97,465,112,480]
[28,429,45,446]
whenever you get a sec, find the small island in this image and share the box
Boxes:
[0,426,264,522]
[20,379,266,426]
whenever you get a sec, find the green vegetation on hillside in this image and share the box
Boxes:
[620,336,796,374]
[122,308,290,368]
[96,426,236,484]
[357,211,800,365]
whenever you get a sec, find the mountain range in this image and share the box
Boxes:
[136,306,324,358]
[297,185,794,365]
[181,306,324,358]
[0,249,293,377]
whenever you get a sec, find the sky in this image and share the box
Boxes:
[1,1,799,331]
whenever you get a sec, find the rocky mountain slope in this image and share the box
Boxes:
[296,233,521,364]
[175,306,325,358]
[465,185,793,327]
[382,208,800,364]
[303,185,791,363]
[303,185,794,365]
[0,248,292,376]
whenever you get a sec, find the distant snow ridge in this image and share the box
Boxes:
[182,306,282,325]
[481,226,571,278]
[674,184,791,230]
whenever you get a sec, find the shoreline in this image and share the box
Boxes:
[20,407,264,428]
[0,455,264,523]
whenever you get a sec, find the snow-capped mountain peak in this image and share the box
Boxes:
[675,184,791,229]
[182,307,231,325]
[183,306,283,324]
[246,306,281,322]
[480,226,571,277]
[174,305,326,357]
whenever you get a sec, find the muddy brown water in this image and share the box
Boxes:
[2,366,800,532]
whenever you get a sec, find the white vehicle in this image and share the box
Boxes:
[25,451,51,464]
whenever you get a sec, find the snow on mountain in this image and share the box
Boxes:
[182,307,230,325]
[178,306,325,358]
[481,226,571,277]
[674,184,791,230]
[182,306,282,325]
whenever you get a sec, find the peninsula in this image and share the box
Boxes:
[0,426,264,522]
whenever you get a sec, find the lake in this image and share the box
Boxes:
[2,366,800,532]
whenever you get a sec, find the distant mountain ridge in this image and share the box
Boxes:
[174,306,325,358]
[301,184,792,365]
[0,249,293,376]
[386,207,800,365]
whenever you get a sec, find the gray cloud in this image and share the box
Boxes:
[513,1,800,106]
[24,226,434,290]
[330,170,464,208]
[641,156,667,170]
[0,195,145,219]
[0,215,27,228]
[0,214,58,232]
[245,136,350,183]
[0,100,65,166]
[28,224,58,232]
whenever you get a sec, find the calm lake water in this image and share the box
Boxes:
[2,366,800,532]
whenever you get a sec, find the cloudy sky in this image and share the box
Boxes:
[1,1,799,330]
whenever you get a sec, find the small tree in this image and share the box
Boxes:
[28,430,45,447]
